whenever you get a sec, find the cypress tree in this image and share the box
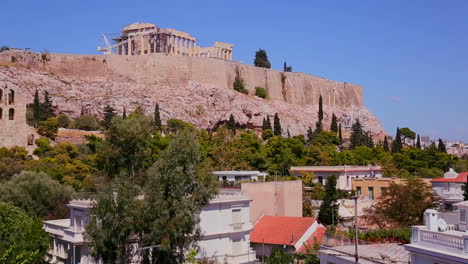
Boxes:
[253,49,271,68]
[383,136,389,152]
[330,113,338,133]
[318,95,323,122]
[227,114,236,134]
[392,128,403,153]
[283,61,287,72]
[122,107,127,119]
[262,117,267,131]
[307,127,314,142]
[338,124,343,143]
[42,90,55,120]
[154,103,162,131]
[287,129,291,138]
[350,119,363,148]
[33,89,41,126]
[416,134,421,149]
[317,175,338,226]
[103,105,116,129]
[438,139,446,153]
[273,113,282,136]
[265,116,272,130]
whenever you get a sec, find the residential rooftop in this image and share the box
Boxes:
[289,165,382,173]
[318,243,409,264]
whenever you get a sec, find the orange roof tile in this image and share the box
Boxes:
[296,226,327,253]
[250,216,317,246]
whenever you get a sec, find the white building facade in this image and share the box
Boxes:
[431,169,467,206]
[290,166,382,190]
[44,200,98,264]
[198,189,257,263]
[405,207,468,264]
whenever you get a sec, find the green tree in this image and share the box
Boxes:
[338,124,343,143]
[75,114,99,131]
[265,116,272,130]
[139,131,217,263]
[0,171,72,219]
[399,127,416,143]
[102,105,116,129]
[438,139,446,153]
[266,248,295,264]
[0,202,49,264]
[167,118,195,133]
[350,119,372,148]
[154,103,162,131]
[227,114,237,134]
[311,131,340,146]
[255,86,268,99]
[383,136,389,152]
[122,107,127,118]
[41,90,55,120]
[273,113,282,136]
[37,117,58,139]
[254,49,271,68]
[366,178,439,226]
[97,113,153,180]
[316,95,323,132]
[32,89,41,126]
[416,134,421,149]
[86,177,142,264]
[317,175,338,226]
[392,128,403,153]
[262,129,274,140]
[330,113,338,133]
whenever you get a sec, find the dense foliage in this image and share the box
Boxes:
[254,49,271,68]
[0,202,49,264]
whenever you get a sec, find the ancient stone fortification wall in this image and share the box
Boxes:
[0,51,383,138]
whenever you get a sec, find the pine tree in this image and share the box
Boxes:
[392,128,403,153]
[253,49,271,68]
[317,175,338,226]
[383,136,389,152]
[287,129,291,138]
[438,139,446,153]
[154,103,162,131]
[273,113,282,136]
[122,107,127,119]
[416,134,421,149]
[338,124,343,143]
[33,89,41,126]
[227,114,236,134]
[102,105,116,129]
[330,113,338,133]
[265,116,272,130]
[262,117,267,131]
[350,119,363,148]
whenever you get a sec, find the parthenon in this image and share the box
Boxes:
[97,22,233,61]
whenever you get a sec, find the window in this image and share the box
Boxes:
[232,238,242,254]
[8,90,14,105]
[368,187,374,200]
[8,108,14,120]
[232,209,242,231]
[318,176,323,185]
[460,209,466,223]
[356,186,362,196]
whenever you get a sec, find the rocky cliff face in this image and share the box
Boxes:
[0,51,384,138]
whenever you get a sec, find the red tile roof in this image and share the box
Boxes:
[431,172,468,183]
[296,226,327,253]
[250,216,317,246]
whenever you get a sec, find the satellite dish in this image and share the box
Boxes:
[438,218,447,231]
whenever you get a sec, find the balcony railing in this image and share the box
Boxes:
[412,226,468,254]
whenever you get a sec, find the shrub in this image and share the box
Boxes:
[10,56,16,63]
[37,117,58,139]
[233,76,248,94]
[57,114,71,128]
[75,114,99,131]
[255,87,268,99]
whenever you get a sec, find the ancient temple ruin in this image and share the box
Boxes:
[98,22,233,60]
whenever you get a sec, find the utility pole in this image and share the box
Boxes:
[353,196,359,264]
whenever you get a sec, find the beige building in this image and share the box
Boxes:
[98,22,233,60]
[352,177,432,200]
[0,83,37,152]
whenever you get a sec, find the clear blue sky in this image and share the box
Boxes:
[1,0,467,141]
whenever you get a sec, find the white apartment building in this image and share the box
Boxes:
[44,199,98,264]
[197,189,257,263]
[405,206,468,264]
[290,165,382,190]
[431,169,468,206]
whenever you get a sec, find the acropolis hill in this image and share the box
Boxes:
[0,24,384,138]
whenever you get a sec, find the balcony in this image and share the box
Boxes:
[410,226,468,255]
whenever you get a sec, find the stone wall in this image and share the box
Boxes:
[0,51,384,138]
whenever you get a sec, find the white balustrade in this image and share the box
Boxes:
[419,229,464,251]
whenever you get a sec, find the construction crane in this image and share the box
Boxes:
[97,34,113,54]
